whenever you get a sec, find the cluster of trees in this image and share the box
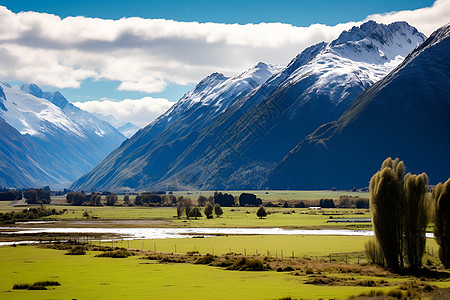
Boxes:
[66,192,102,206]
[239,193,262,206]
[367,157,450,271]
[134,193,163,206]
[214,192,235,207]
[0,189,22,201]
[319,198,335,208]
[24,189,50,204]
[0,207,64,224]
[176,197,223,219]
[105,194,118,206]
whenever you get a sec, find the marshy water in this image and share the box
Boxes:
[0,225,436,246]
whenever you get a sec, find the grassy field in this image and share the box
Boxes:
[2,244,447,300]
[0,201,372,229]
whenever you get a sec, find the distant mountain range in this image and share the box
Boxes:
[91,113,140,138]
[0,83,126,189]
[71,21,440,192]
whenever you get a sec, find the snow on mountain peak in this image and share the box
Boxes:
[1,82,84,137]
[329,21,426,63]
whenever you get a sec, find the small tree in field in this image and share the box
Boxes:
[257,206,267,219]
[214,203,223,217]
[189,206,202,219]
[433,179,450,268]
[204,202,214,219]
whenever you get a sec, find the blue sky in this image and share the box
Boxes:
[0,0,446,126]
[2,0,434,26]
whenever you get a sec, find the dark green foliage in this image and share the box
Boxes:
[189,206,202,219]
[105,193,118,206]
[0,189,22,201]
[239,193,262,207]
[404,173,429,269]
[319,198,335,208]
[257,206,267,219]
[87,193,102,206]
[134,192,163,206]
[13,281,61,290]
[433,179,450,268]
[0,207,63,224]
[214,203,223,217]
[123,194,130,205]
[370,157,404,270]
[13,283,32,289]
[355,198,369,209]
[66,192,86,206]
[294,201,306,208]
[66,245,86,255]
[204,202,214,219]
[176,196,184,219]
[214,192,235,207]
[24,188,50,204]
[162,194,176,205]
[197,195,208,206]
[176,197,193,219]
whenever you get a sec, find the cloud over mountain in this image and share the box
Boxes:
[0,1,448,94]
[74,97,174,127]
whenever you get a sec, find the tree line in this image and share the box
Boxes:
[367,157,450,271]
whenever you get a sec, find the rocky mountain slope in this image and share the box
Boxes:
[266,23,450,189]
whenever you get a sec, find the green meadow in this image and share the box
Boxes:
[1,242,447,300]
[0,201,372,229]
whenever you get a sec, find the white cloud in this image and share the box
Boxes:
[0,1,448,95]
[74,97,174,127]
[364,0,450,36]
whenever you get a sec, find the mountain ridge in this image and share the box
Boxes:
[266,23,450,189]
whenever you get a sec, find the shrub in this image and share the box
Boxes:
[364,238,384,266]
[13,281,61,290]
[195,254,215,265]
[95,249,132,258]
[228,257,265,271]
[66,245,86,255]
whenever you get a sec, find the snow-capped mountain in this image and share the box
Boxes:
[0,83,126,188]
[91,112,140,138]
[266,23,450,189]
[70,62,282,191]
[149,21,426,190]
[71,21,427,192]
